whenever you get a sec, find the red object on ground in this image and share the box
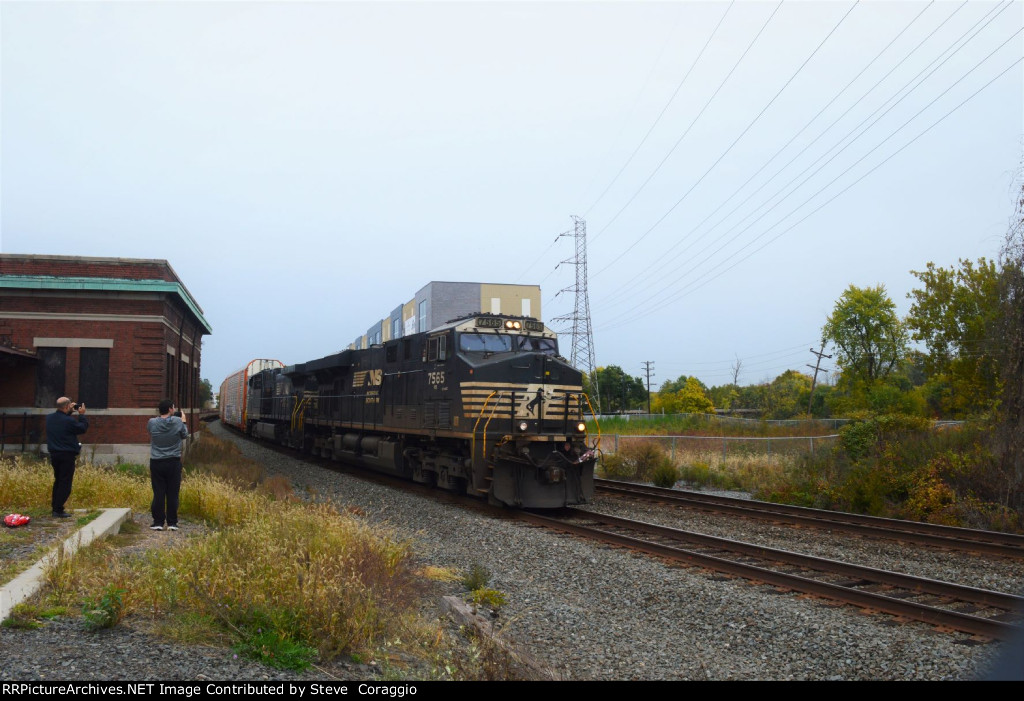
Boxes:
[3,513,31,527]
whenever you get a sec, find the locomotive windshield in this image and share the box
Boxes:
[459,333,558,355]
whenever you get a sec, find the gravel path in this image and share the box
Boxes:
[3,422,1019,680]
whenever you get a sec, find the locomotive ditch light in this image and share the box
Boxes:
[576,422,587,432]
[518,421,529,432]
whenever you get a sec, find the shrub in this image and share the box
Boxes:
[678,461,711,487]
[230,609,317,671]
[82,585,126,630]
[469,587,507,612]
[651,460,678,488]
[601,440,670,483]
[461,564,491,592]
[598,452,633,480]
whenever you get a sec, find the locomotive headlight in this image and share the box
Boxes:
[518,421,529,432]
[576,422,587,432]
[504,320,522,330]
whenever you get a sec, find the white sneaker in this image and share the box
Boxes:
[150,524,163,531]
[167,525,179,531]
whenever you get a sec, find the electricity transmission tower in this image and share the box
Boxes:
[553,216,600,411]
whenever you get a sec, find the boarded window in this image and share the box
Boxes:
[418,300,427,333]
[35,348,66,408]
[78,348,110,409]
[491,297,501,314]
[522,298,531,317]
[166,353,175,399]
[179,359,189,408]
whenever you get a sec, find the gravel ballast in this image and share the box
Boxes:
[2,421,1019,681]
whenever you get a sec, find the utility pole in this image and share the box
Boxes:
[807,344,832,416]
[641,360,655,415]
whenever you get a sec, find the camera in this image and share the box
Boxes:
[71,403,80,411]
[173,410,183,418]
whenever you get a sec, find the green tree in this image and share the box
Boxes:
[906,258,1001,417]
[823,284,908,384]
[588,365,647,413]
[199,378,214,407]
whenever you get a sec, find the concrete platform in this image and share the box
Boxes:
[0,508,132,621]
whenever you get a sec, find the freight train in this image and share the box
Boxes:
[219,313,598,508]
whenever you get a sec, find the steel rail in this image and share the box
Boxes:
[515,510,1023,640]
[595,478,1024,558]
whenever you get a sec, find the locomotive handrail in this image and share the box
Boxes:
[481,392,507,459]
[581,393,601,451]
[471,391,498,463]
[291,396,311,433]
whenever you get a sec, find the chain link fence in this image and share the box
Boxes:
[600,433,840,463]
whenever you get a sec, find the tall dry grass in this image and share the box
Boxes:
[0,454,151,513]
[2,445,441,669]
[597,439,805,495]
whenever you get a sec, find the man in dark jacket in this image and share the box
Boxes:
[45,397,88,518]
[147,399,189,531]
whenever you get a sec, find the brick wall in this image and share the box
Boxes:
[0,256,177,282]
[0,255,208,447]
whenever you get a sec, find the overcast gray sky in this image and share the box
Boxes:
[2,0,1022,391]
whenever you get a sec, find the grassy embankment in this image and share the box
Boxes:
[0,432,526,679]
[592,414,1023,532]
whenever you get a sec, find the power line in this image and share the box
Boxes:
[582,0,736,218]
[591,0,859,272]
[592,0,942,307]
[597,5,1018,326]
[598,48,1024,332]
[597,0,998,313]
[589,0,785,245]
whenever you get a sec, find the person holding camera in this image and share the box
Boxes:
[45,397,88,518]
[147,399,189,531]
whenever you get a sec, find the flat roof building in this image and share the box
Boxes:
[351,281,541,350]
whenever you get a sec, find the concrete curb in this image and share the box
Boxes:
[0,508,132,621]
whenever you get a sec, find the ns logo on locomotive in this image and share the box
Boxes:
[220,314,599,508]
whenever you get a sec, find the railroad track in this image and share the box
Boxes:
[514,508,1024,641]
[595,478,1024,559]
[221,426,1024,640]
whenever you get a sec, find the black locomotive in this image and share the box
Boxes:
[230,314,597,508]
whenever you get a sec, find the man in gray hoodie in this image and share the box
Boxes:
[147,399,189,531]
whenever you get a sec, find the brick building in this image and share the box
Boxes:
[0,254,212,462]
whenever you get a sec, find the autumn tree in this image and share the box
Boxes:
[996,175,1024,489]
[906,259,1001,416]
[653,375,714,414]
[823,284,908,384]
